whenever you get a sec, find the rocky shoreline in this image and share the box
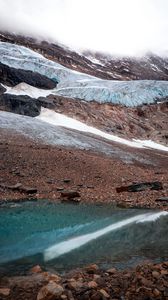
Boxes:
[0,261,168,300]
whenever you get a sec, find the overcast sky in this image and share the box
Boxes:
[0,0,167,56]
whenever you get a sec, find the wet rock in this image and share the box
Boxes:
[0,288,10,296]
[116,181,163,193]
[0,61,57,89]
[37,282,64,300]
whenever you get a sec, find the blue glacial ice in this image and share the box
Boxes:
[0,42,168,107]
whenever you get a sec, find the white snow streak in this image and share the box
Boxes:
[37,108,168,152]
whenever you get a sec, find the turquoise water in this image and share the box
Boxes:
[0,201,168,276]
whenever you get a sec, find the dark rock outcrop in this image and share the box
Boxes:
[0,94,55,117]
[0,83,6,94]
[116,181,163,193]
[0,62,57,89]
[0,93,41,117]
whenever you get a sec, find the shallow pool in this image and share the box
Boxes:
[0,201,167,276]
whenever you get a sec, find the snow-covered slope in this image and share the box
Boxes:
[37,108,168,152]
[0,42,168,107]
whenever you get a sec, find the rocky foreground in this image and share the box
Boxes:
[0,261,168,300]
[0,129,168,209]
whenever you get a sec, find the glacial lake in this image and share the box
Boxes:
[0,201,168,276]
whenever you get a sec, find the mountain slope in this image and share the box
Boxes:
[0,31,168,81]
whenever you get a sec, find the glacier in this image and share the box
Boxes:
[0,111,157,165]
[0,42,168,107]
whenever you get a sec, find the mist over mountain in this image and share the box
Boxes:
[0,0,168,56]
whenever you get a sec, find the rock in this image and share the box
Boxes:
[153,288,161,297]
[60,190,81,202]
[88,281,98,289]
[43,272,61,282]
[0,61,57,89]
[63,179,71,183]
[155,196,168,202]
[99,289,110,298]
[0,288,10,296]
[0,83,6,94]
[152,271,160,279]
[37,282,64,300]
[85,264,99,274]
[106,267,117,274]
[0,182,22,190]
[90,291,102,300]
[116,181,163,193]
[0,93,41,117]
[67,279,84,291]
[30,265,42,273]
[20,186,38,194]
[56,187,64,191]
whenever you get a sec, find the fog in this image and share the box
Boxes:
[0,0,167,56]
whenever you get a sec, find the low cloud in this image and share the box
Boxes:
[0,0,167,56]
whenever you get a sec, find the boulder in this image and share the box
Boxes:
[0,62,57,89]
[37,282,64,300]
[84,264,99,274]
[116,181,163,193]
[30,265,42,274]
[0,288,10,296]
[0,93,41,117]
[60,190,81,202]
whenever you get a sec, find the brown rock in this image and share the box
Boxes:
[21,186,38,194]
[30,265,42,273]
[160,269,168,276]
[0,288,10,296]
[153,288,161,297]
[60,190,80,199]
[85,264,99,274]
[37,282,64,300]
[99,289,110,298]
[107,267,117,274]
[88,281,98,289]
[152,271,160,279]
[67,279,84,290]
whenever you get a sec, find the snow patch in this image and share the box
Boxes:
[37,108,168,152]
[5,83,54,99]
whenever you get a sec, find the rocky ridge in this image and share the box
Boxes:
[0,31,168,81]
